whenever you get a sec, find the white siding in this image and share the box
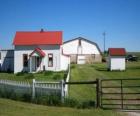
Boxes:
[62,39,100,55]
[14,45,61,73]
[81,40,100,54]
[62,40,79,54]
[60,55,70,70]
[108,56,125,71]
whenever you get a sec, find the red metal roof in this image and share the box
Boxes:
[30,48,46,57]
[108,48,126,56]
[13,31,62,45]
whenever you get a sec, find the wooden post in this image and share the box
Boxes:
[61,80,64,103]
[32,79,35,99]
[96,78,100,108]
[121,80,123,109]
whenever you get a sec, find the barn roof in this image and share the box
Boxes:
[13,30,62,45]
[63,37,102,54]
[108,48,126,56]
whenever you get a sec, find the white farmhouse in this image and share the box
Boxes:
[108,48,126,71]
[13,30,70,73]
[62,37,102,64]
[0,49,14,72]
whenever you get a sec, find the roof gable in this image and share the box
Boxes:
[13,31,62,45]
[108,48,126,56]
[63,37,102,54]
[30,48,45,57]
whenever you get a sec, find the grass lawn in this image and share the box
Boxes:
[69,61,140,103]
[0,71,65,82]
[0,98,123,116]
[0,60,140,115]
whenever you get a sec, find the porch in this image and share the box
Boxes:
[29,48,45,73]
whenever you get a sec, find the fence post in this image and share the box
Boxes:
[96,78,100,108]
[32,79,35,99]
[121,79,123,109]
[61,80,64,103]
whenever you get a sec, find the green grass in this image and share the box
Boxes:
[0,71,65,82]
[0,61,140,115]
[69,61,140,103]
[0,98,123,116]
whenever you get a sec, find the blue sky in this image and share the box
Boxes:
[0,0,140,52]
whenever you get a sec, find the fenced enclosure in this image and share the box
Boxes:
[0,80,31,99]
[0,79,62,99]
[0,65,71,103]
[65,79,100,108]
[100,78,140,110]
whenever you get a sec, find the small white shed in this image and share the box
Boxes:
[108,48,126,71]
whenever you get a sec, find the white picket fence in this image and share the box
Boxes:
[0,65,71,101]
[64,64,70,97]
[0,79,62,99]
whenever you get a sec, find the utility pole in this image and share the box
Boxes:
[103,32,106,54]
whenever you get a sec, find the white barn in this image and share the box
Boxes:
[62,37,102,64]
[0,49,14,72]
[13,30,70,73]
[108,48,126,71]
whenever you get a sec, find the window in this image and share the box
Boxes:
[23,54,28,67]
[48,54,53,67]
[36,57,40,67]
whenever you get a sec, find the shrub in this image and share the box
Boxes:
[63,73,67,81]
[80,101,95,109]
[34,94,61,106]
[47,95,61,106]
[22,93,32,102]
[71,65,75,69]
[24,73,34,79]
[64,98,79,107]
[16,72,26,76]
[44,71,53,76]
[102,57,106,62]
[53,74,61,80]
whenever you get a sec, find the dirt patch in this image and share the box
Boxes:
[125,112,140,116]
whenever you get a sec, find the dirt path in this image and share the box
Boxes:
[124,112,140,116]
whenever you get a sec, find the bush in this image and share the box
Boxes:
[22,93,32,102]
[64,98,79,107]
[24,73,34,79]
[53,74,61,80]
[102,57,106,62]
[80,101,95,109]
[34,94,61,106]
[44,71,53,76]
[71,65,75,69]
[16,72,26,76]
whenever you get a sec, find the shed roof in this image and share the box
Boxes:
[108,48,126,56]
[13,31,62,45]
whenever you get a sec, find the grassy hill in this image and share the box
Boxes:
[0,98,123,116]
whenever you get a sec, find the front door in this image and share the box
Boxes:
[31,56,41,72]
